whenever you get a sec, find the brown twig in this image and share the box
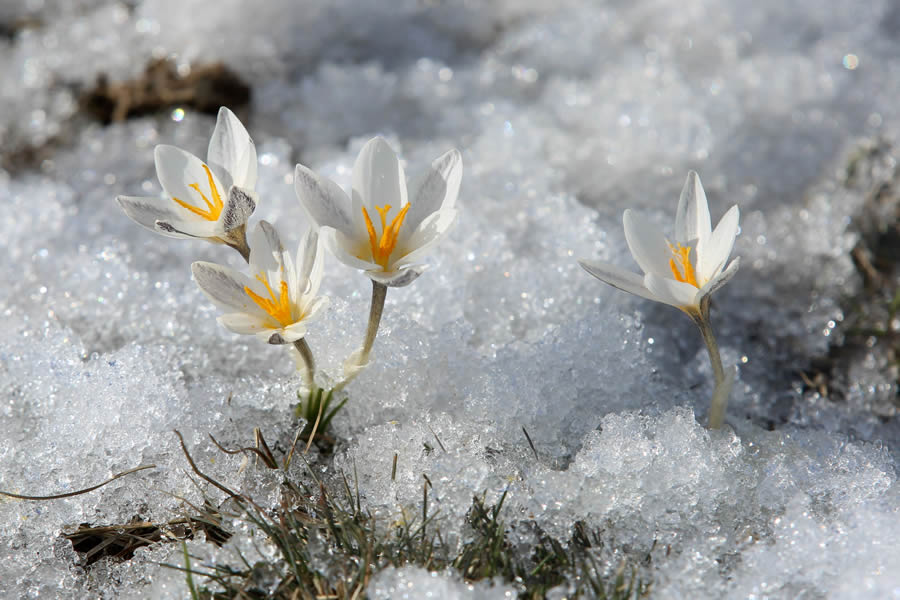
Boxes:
[208,431,278,470]
[0,465,155,501]
[174,430,241,499]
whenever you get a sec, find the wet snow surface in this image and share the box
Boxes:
[2,0,900,597]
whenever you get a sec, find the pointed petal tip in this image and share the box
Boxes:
[153,143,177,161]
[114,195,137,213]
[364,135,394,152]
[444,147,463,164]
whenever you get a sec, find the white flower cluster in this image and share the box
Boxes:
[117,107,741,428]
[117,108,462,390]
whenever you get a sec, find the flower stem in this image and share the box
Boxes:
[224,224,251,263]
[360,280,387,364]
[693,300,728,429]
[293,338,317,391]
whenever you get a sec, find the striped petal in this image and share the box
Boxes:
[294,163,355,236]
[220,186,257,233]
[699,257,740,299]
[578,259,658,303]
[192,261,263,316]
[156,218,219,240]
[403,148,462,239]
[117,195,189,234]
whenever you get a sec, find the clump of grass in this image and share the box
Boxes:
[162,435,650,599]
[38,424,649,598]
[455,493,649,599]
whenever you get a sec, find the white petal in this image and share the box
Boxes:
[578,260,658,303]
[276,322,308,344]
[394,209,457,267]
[220,186,257,233]
[403,148,462,236]
[282,245,300,307]
[207,107,257,191]
[352,137,408,211]
[295,230,324,299]
[699,257,740,299]
[368,265,426,287]
[644,273,700,309]
[154,145,226,212]
[116,195,189,234]
[623,210,675,277]
[218,312,268,335]
[294,163,355,234]
[192,262,262,315]
[249,220,286,276]
[675,171,711,244]
[296,230,318,286]
[325,228,381,271]
[300,295,329,322]
[308,240,325,296]
[697,205,739,282]
[156,218,219,240]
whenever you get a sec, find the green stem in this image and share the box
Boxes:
[293,338,317,391]
[360,280,388,364]
[693,299,728,429]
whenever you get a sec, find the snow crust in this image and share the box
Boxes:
[2,0,900,597]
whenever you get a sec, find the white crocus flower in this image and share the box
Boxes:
[117,107,258,260]
[579,171,740,429]
[293,136,462,288]
[293,136,462,380]
[579,171,739,316]
[191,221,327,347]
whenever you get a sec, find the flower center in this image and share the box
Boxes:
[244,274,294,327]
[361,203,410,269]
[668,242,699,287]
[172,164,224,221]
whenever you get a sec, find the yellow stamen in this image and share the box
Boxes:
[172,164,224,221]
[361,203,410,269]
[244,275,294,327]
[668,243,699,288]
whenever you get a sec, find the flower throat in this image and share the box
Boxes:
[361,204,409,269]
[669,243,698,287]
